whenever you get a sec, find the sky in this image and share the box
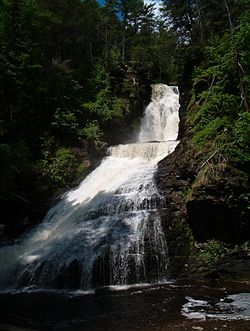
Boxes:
[98,0,162,15]
[145,0,161,13]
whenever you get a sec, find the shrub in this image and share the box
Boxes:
[200,240,231,264]
[38,147,87,189]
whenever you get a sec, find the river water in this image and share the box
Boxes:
[0,281,249,330]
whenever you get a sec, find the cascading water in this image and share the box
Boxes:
[0,84,180,290]
[138,85,179,142]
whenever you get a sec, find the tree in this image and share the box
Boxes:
[160,0,199,43]
[102,0,122,66]
[119,0,145,61]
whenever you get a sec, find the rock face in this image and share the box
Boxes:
[155,139,194,277]
[155,88,250,280]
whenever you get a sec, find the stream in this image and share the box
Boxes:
[0,281,249,330]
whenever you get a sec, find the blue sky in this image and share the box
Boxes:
[98,0,161,14]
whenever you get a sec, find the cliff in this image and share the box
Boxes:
[156,85,250,281]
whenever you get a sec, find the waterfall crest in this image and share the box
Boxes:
[0,84,180,290]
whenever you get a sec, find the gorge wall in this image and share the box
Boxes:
[155,85,250,281]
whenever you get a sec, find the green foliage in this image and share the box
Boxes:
[192,91,237,148]
[84,89,125,121]
[200,240,232,264]
[38,147,86,189]
[82,121,102,141]
[190,7,250,162]
[91,63,110,91]
[192,91,241,148]
[52,108,80,134]
[82,118,115,155]
[181,186,193,200]
[84,64,125,122]
[227,112,250,160]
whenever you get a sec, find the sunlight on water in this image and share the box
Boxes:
[182,293,250,321]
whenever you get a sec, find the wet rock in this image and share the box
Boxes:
[155,95,250,279]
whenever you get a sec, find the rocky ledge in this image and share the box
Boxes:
[155,136,250,281]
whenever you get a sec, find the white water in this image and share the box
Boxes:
[138,85,179,142]
[0,84,180,290]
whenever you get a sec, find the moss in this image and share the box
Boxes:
[181,240,250,281]
[181,186,193,200]
[189,161,249,206]
[185,88,200,127]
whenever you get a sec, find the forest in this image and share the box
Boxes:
[0,0,249,238]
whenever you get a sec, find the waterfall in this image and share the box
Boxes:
[138,85,179,142]
[0,84,180,290]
